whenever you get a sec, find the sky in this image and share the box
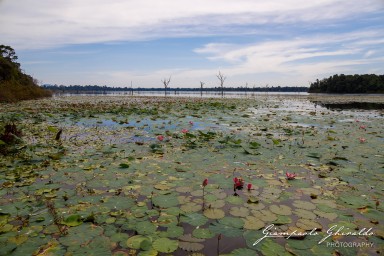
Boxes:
[1,0,383,88]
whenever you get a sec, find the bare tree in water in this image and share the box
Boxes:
[162,76,171,96]
[200,81,205,97]
[216,71,226,97]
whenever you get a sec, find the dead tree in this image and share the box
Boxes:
[200,81,205,97]
[162,76,171,96]
[216,71,226,97]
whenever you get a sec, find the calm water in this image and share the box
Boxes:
[54,90,309,98]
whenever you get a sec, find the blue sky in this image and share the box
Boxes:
[1,0,383,88]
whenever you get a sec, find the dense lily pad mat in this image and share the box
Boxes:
[0,95,383,255]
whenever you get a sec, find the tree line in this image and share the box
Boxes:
[43,84,308,93]
[308,74,384,93]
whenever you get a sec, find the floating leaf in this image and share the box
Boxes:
[152,238,178,253]
[179,234,205,243]
[292,200,316,210]
[296,219,322,231]
[181,213,208,226]
[294,209,316,220]
[269,205,292,216]
[135,221,157,235]
[119,163,130,168]
[226,196,244,205]
[127,235,150,250]
[313,210,338,221]
[260,239,289,256]
[229,207,249,217]
[180,202,202,213]
[209,221,243,238]
[272,215,292,225]
[203,208,225,219]
[230,248,259,255]
[152,195,179,208]
[162,226,184,238]
[243,216,265,230]
[192,228,215,239]
[178,241,204,252]
[62,214,83,227]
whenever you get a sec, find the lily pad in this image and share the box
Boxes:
[243,216,265,230]
[292,200,316,210]
[229,206,249,217]
[152,238,178,253]
[203,208,225,219]
[152,194,179,208]
[179,241,204,252]
[269,205,292,216]
[192,228,215,239]
[62,214,83,227]
[181,213,208,226]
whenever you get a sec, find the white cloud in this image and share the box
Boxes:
[1,0,383,49]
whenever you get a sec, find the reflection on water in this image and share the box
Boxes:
[313,102,384,110]
[53,90,309,98]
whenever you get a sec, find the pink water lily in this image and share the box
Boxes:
[247,183,252,191]
[359,125,366,130]
[157,135,164,141]
[181,129,189,133]
[189,121,194,125]
[359,138,366,143]
[286,172,297,180]
[233,177,244,189]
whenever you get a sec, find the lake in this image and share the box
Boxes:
[0,94,383,255]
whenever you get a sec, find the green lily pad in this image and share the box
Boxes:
[272,215,292,225]
[62,214,83,227]
[135,221,157,235]
[226,196,244,205]
[209,221,243,238]
[180,202,202,212]
[161,225,184,238]
[203,208,225,219]
[229,206,249,217]
[261,239,290,256]
[152,194,179,208]
[296,218,322,231]
[294,209,317,220]
[243,216,265,230]
[192,228,215,239]
[269,205,292,216]
[313,210,338,221]
[181,213,208,226]
[152,238,178,253]
[293,200,316,210]
[127,235,150,250]
[179,234,205,243]
[230,248,259,255]
[178,241,204,252]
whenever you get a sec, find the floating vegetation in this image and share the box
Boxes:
[0,95,383,255]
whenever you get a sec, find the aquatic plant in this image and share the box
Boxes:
[286,172,297,180]
[202,178,208,210]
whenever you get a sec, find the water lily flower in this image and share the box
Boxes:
[359,125,366,130]
[359,138,366,143]
[181,129,189,133]
[157,135,164,141]
[286,172,297,180]
[189,121,194,125]
[247,183,252,191]
[233,177,244,189]
[202,178,208,187]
